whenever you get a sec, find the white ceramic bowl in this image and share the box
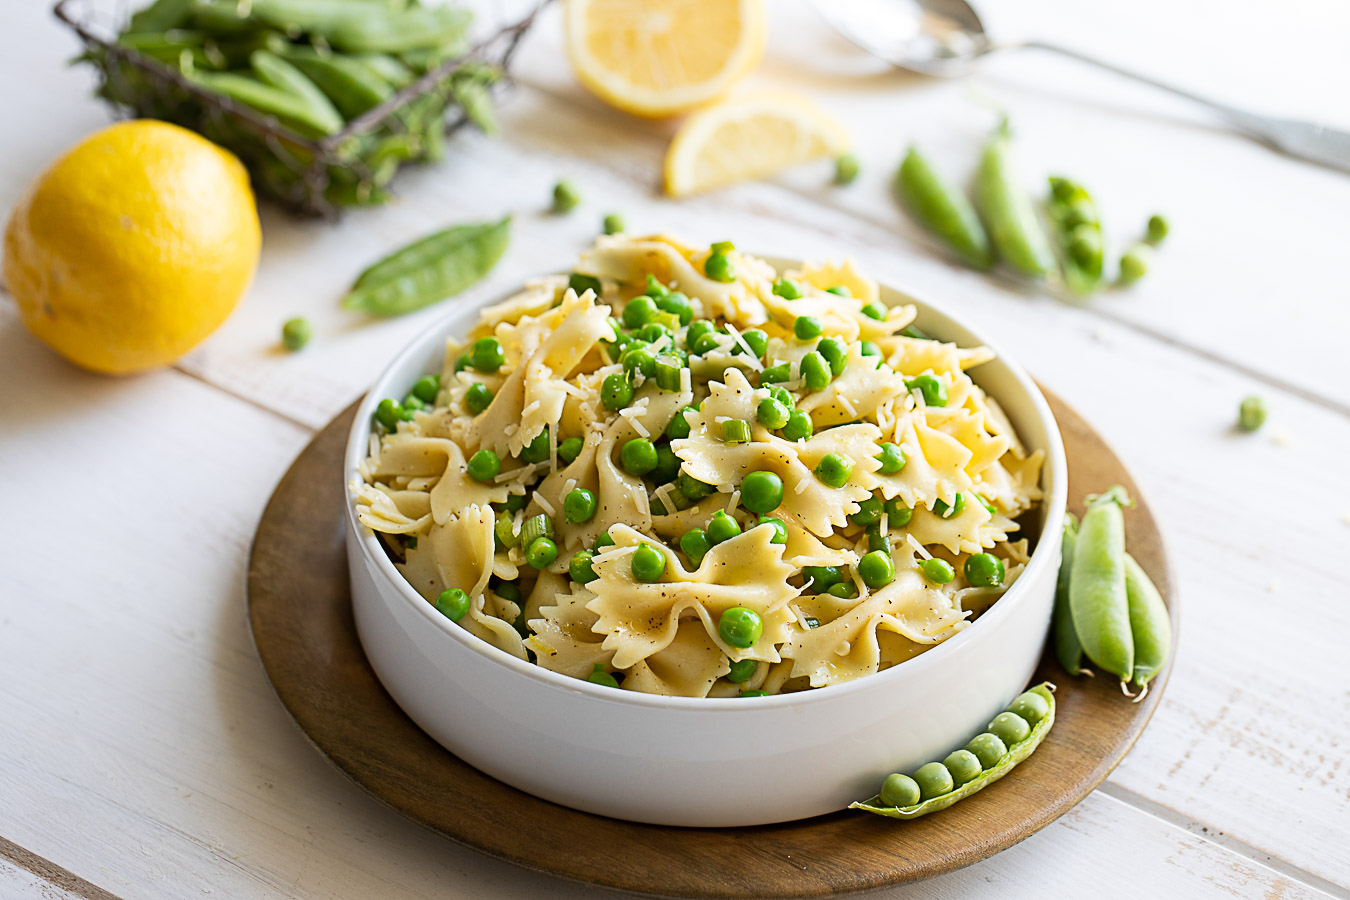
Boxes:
[344,260,1068,827]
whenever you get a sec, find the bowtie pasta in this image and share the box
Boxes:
[353,235,1044,698]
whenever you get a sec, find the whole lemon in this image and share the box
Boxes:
[4,120,260,374]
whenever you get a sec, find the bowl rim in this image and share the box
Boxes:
[343,256,1069,710]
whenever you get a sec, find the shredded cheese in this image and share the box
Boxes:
[906,533,932,560]
[723,323,764,371]
[838,394,858,418]
[534,493,556,517]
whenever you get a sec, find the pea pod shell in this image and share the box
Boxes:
[1124,553,1171,688]
[1069,487,1134,679]
[1053,513,1086,675]
[247,0,472,53]
[974,123,1057,278]
[343,217,511,316]
[127,0,194,34]
[895,146,993,270]
[277,47,394,119]
[249,50,345,135]
[850,682,1055,819]
[187,71,339,138]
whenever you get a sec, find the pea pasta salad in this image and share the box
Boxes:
[352,234,1044,698]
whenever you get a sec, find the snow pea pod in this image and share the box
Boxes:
[851,683,1055,820]
[188,71,339,137]
[249,50,345,135]
[342,217,511,317]
[276,47,394,119]
[1053,513,1088,675]
[975,122,1056,278]
[1069,486,1134,682]
[1124,553,1171,698]
[895,146,993,270]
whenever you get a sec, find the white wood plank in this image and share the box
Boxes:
[0,858,92,900]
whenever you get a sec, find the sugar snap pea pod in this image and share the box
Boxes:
[850,683,1055,819]
[1053,513,1090,676]
[127,0,194,34]
[249,50,345,135]
[189,0,257,36]
[1124,553,1171,699]
[343,217,511,316]
[1069,486,1135,683]
[350,53,416,88]
[116,31,213,68]
[248,0,472,53]
[187,71,339,137]
[895,146,994,270]
[451,65,499,135]
[974,121,1056,278]
[1045,176,1103,297]
[277,47,394,119]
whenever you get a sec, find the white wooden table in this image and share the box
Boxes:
[3,0,1349,896]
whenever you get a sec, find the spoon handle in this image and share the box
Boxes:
[1019,39,1350,174]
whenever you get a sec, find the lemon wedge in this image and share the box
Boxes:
[564,0,765,118]
[664,92,851,196]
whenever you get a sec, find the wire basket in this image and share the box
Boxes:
[54,0,542,218]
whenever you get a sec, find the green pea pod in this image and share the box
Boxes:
[247,0,472,53]
[1046,176,1103,297]
[974,121,1057,278]
[249,50,345,135]
[1069,486,1134,681]
[451,67,499,135]
[1053,513,1087,675]
[850,683,1055,819]
[127,0,194,34]
[894,146,993,270]
[1124,553,1171,694]
[343,217,511,316]
[350,53,416,88]
[189,0,257,36]
[277,47,394,119]
[188,71,339,138]
[325,180,393,208]
[366,133,419,186]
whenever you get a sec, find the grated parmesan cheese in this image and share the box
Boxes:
[562,477,577,496]
[679,367,692,393]
[652,483,676,514]
[838,394,858,417]
[723,323,764,371]
[907,534,932,560]
[534,493,556,517]
[725,490,740,513]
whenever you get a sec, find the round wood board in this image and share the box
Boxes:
[246,389,1177,899]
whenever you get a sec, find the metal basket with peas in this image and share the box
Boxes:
[55,0,542,218]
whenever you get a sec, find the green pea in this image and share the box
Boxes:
[281,317,311,351]
[1007,691,1050,725]
[678,471,714,501]
[569,550,597,584]
[656,291,693,326]
[602,212,624,235]
[410,374,441,404]
[401,393,427,414]
[499,493,528,514]
[827,581,859,599]
[758,396,791,430]
[1068,225,1102,269]
[568,272,602,296]
[740,690,771,697]
[636,323,670,346]
[858,550,895,589]
[772,278,803,300]
[690,332,721,356]
[471,337,505,372]
[883,498,912,526]
[588,663,620,688]
[759,362,790,384]
[374,397,403,431]
[601,372,633,410]
[631,542,666,582]
[666,405,696,440]
[434,588,470,621]
[826,285,851,297]
[621,438,658,476]
[681,528,712,566]
[794,315,823,341]
[526,536,558,569]
[652,444,681,483]
[860,340,881,358]
[875,443,906,474]
[802,565,843,591]
[757,516,788,545]
[865,527,889,554]
[564,488,598,524]
[880,773,921,808]
[801,352,831,391]
[594,533,616,550]
[833,153,860,185]
[494,581,524,604]
[782,409,813,441]
[558,437,584,465]
[920,557,955,584]
[965,732,1008,770]
[454,354,472,372]
[721,419,752,444]
[989,711,1031,745]
[623,295,658,329]
[1118,243,1152,285]
[1146,214,1169,244]
[906,374,947,407]
[768,385,794,409]
[1238,395,1266,432]
[685,319,714,350]
[707,510,743,545]
[965,552,1005,587]
[741,471,783,514]
[552,179,580,213]
[467,449,500,482]
[943,749,983,787]
[913,761,954,800]
[718,607,763,648]
[814,453,853,488]
[741,328,769,360]
[860,301,887,321]
[704,252,734,283]
[933,493,965,519]
[727,658,758,683]
[816,337,847,376]
[849,495,883,526]
[520,429,550,464]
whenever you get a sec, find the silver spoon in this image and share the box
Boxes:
[811,0,1350,173]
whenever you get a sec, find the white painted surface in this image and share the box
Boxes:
[1,0,1348,896]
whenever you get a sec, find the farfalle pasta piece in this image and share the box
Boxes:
[371,434,508,524]
[622,620,731,697]
[796,345,908,427]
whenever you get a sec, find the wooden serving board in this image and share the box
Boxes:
[246,390,1176,899]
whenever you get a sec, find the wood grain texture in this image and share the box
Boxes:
[247,391,1177,899]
